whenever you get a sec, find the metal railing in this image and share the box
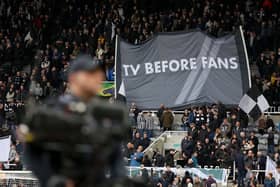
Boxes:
[0,167,230,186]
[265,106,280,114]
[143,131,188,159]
[145,106,280,115]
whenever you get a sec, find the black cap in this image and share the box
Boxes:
[68,54,101,75]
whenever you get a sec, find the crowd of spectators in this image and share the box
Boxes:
[0,0,279,109]
[0,1,280,186]
[133,166,219,187]
[126,102,280,186]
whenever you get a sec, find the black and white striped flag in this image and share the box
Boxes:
[239,86,270,121]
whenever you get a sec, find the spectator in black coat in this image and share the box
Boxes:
[197,123,208,142]
[165,149,176,167]
[141,132,151,150]
[124,142,135,158]
[268,131,275,155]
[153,151,165,167]
[157,104,165,129]
[181,135,194,159]
[181,171,193,187]
[132,132,142,149]
[235,150,246,187]
[165,166,175,185]
[257,151,267,184]
[249,132,259,155]
[189,123,198,141]
[142,155,152,167]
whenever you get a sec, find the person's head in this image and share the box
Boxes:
[135,132,140,139]
[186,178,192,184]
[194,176,200,184]
[201,123,206,129]
[250,131,255,137]
[220,144,226,150]
[248,150,253,157]
[166,165,171,171]
[127,142,134,149]
[240,131,246,138]
[137,146,143,152]
[10,144,16,150]
[131,102,136,108]
[268,172,273,180]
[190,123,195,128]
[143,132,148,139]
[68,55,104,101]
[223,118,228,124]
[184,109,188,115]
[235,121,240,127]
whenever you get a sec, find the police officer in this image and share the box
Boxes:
[57,54,104,109]
[22,54,125,187]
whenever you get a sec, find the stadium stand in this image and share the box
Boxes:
[0,0,280,186]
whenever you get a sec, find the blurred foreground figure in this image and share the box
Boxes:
[19,54,145,187]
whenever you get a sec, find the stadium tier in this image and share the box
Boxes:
[0,0,280,187]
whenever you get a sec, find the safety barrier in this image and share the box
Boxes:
[0,167,230,186]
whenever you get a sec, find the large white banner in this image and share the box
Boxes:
[0,136,11,162]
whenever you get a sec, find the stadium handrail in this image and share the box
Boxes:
[142,106,280,115]
[143,131,187,154]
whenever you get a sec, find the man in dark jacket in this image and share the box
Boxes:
[161,108,174,131]
[141,132,151,150]
[249,131,259,154]
[153,150,165,167]
[235,151,246,187]
[257,151,266,184]
[215,144,231,168]
[203,138,214,166]
[165,149,176,167]
[165,166,175,185]
[157,104,165,129]
[181,135,194,158]
[195,141,208,167]
[205,175,217,187]
[189,123,198,141]
[197,123,208,142]
[132,132,143,149]
[267,131,275,155]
